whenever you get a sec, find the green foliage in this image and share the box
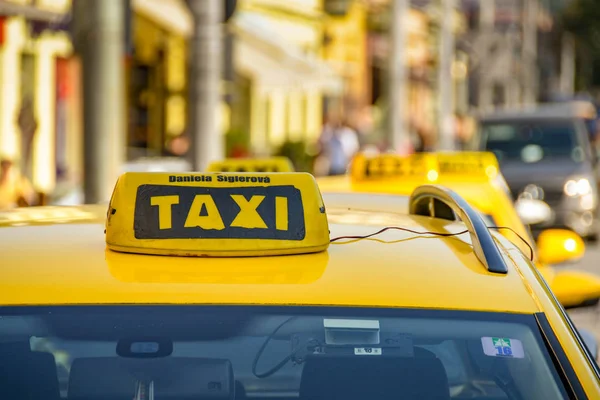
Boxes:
[563,0,600,53]
[224,129,250,158]
[562,0,600,88]
[274,139,317,173]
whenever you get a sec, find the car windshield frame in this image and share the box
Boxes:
[479,118,590,164]
[0,305,587,399]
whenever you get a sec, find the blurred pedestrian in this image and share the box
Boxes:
[454,113,475,150]
[411,117,433,153]
[164,134,191,157]
[0,158,37,210]
[350,106,374,149]
[318,116,360,176]
[17,97,38,174]
[339,119,360,161]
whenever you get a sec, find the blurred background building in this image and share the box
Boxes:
[0,0,596,205]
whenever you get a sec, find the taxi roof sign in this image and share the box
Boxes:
[206,157,295,173]
[350,152,499,183]
[105,172,329,257]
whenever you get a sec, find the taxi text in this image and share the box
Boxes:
[133,183,305,240]
[359,156,427,178]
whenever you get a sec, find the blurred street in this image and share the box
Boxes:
[2,0,599,206]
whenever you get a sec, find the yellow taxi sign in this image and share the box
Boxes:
[350,152,499,183]
[105,172,329,257]
[206,157,295,173]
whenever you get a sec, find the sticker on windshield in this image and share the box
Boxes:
[481,337,524,358]
[354,347,382,356]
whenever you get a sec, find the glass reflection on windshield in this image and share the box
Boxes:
[482,120,584,163]
[0,306,571,400]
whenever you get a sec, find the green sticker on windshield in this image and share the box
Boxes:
[481,337,524,358]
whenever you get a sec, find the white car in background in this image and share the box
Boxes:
[51,157,192,206]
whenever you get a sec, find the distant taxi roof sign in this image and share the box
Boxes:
[207,157,295,173]
[350,152,499,183]
[105,172,329,257]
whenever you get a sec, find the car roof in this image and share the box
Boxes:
[0,202,541,313]
[321,184,535,264]
[323,192,410,213]
[477,102,597,122]
[319,178,508,218]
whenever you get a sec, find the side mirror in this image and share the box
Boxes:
[515,199,552,225]
[537,229,585,265]
[539,268,600,309]
[578,328,599,360]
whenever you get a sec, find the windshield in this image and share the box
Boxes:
[1,306,572,400]
[481,119,586,164]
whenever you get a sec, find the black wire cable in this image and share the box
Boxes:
[487,226,535,262]
[330,225,535,262]
[252,226,535,379]
[329,226,470,242]
[252,316,299,379]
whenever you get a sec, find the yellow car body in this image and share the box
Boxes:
[0,173,598,398]
[317,152,600,308]
[206,156,295,173]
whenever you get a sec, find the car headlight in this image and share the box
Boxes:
[515,198,552,225]
[564,178,592,196]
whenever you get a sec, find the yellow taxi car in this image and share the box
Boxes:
[207,156,295,173]
[1,171,600,399]
[317,152,600,309]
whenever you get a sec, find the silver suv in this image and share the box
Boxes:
[475,102,600,240]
